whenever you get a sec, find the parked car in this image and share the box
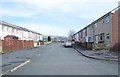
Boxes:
[64,41,72,47]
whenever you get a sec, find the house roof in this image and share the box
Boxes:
[4,35,19,39]
[0,21,42,35]
[73,6,119,36]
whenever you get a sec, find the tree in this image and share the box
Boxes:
[68,30,75,41]
[48,36,51,41]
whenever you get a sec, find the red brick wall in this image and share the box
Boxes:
[0,40,2,53]
[118,8,120,51]
[112,9,119,51]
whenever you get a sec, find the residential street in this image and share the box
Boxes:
[3,43,118,75]
[1,1,120,77]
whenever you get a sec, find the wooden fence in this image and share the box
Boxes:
[0,40,2,53]
[2,40,34,53]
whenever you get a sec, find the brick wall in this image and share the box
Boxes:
[118,8,120,51]
[112,9,119,51]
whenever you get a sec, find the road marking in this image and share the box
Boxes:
[10,59,30,72]
[1,70,10,76]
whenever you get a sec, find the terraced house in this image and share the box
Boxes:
[73,6,120,51]
[0,21,42,53]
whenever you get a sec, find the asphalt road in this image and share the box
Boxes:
[6,43,118,75]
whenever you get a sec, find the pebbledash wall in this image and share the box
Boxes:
[73,6,120,51]
[0,21,42,53]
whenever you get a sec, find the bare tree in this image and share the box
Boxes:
[68,30,75,41]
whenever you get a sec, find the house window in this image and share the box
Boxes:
[103,16,110,23]
[16,29,18,33]
[12,28,14,32]
[88,37,91,42]
[2,25,5,31]
[13,28,16,33]
[7,27,11,32]
[17,30,19,33]
[95,23,97,28]
[7,27,9,32]
[106,34,110,40]
[102,20,104,23]
[105,16,110,23]
[15,29,17,33]
[100,36,103,40]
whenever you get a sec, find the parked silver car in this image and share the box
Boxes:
[64,41,72,47]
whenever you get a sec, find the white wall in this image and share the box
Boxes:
[0,23,42,42]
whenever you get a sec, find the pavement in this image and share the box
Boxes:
[72,44,119,61]
[0,46,45,76]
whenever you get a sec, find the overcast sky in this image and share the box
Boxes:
[0,0,119,36]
